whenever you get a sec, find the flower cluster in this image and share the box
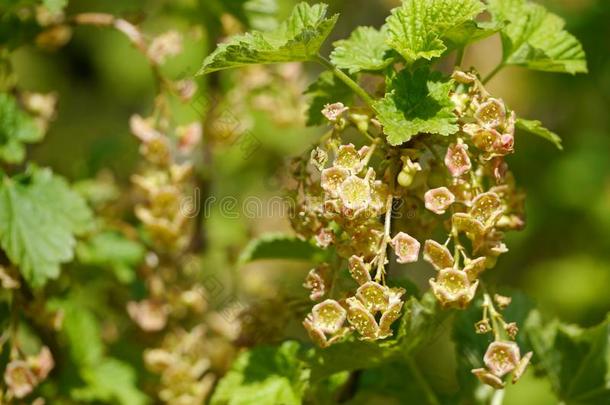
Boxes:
[471,294,533,389]
[290,70,530,389]
[3,347,54,400]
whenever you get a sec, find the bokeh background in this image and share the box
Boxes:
[9,0,610,403]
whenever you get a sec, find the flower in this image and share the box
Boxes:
[472,368,505,389]
[445,142,472,177]
[423,240,454,271]
[321,102,348,122]
[391,232,420,264]
[321,167,349,197]
[483,341,521,377]
[475,319,492,334]
[177,122,202,153]
[127,300,168,332]
[475,98,506,129]
[147,30,182,64]
[4,360,37,398]
[338,175,371,210]
[463,257,487,281]
[348,256,372,285]
[505,322,519,340]
[346,297,379,340]
[424,187,455,215]
[334,144,362,173]
[429,268,478,308]
[310,147,328,171]
[312,299,347,334]
[303,265,330,300]
[356,281,389,312]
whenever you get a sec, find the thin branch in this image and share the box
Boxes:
[483,63,504,85]
[315,55,376,109]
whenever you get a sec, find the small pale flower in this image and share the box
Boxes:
[303,265,330,301]
[445,143,472,177]
[129,114,161,143]
[391,232,420,264]
[315,228,334,248]
[505,322,519,340]
[423,240,454,271]
[470,192,503,226]
[452,213,485,240]
[321,102,348,122]
[465,125,501,153]
[483,341,521,377]
[177,122,202,153]
[429,268,478,308]
[475,319,492,334]
[348,256,372,285]
[424,187,455,215]
[147,30,182,64]
[475,98,506,129]
[338,175,371,210]
[346,297,379,340]
[310,147,328,171]
[464,257,487,281]
[28,346,54,381]
[321,167,349,197]
[312,299,347,334]
[472,368,505,389]
[334,144,362,172]
[512,351,533,384]
[4,360,37,398]
[303,316,330,348]
[378,297,404,338]
[451,70,477,84]
[494,294,512,310]
[496,133,515,154]
[127,300,168,332]
[356,281,389,312]
[175,79,197,102]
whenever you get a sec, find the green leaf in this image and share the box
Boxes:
[72,359,149,405]
[516,118,563,150]
[373,68,458,145]
[43,0,68,14]
[0,93,44,164]
[305,70,353,126]
[238,233,328,265]
[488,0,587,74]
[525,312,610,403]
[444,20,503,50]
[198,2,338,74]
[0,167,94,287]
[330,26,393,74]
[211,341,309,405]
[385,0,485,63]
[76,232,145,283]
[210,0,279,31]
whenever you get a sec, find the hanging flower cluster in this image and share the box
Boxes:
[290,70,531,386]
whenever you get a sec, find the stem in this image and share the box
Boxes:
[407,358,441,405]
[483,63,504,85]
[375,156,397,282]
[484,293,504,341]
[315,55,375,109]
[455,47,465,67]
[490,388,505,405]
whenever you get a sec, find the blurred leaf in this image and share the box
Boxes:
[42,0,68,14]
[525,311,610,403]
[72,359,148,405]
[385,0,485,63]
[238,233,328,265]
[488,0,587,74]
[516,118,563,150]
[210,0,279,31]
[305,70,353,126]
[0,93,43,164]
[211,341,309,405]
[373,68,458,145]
[330,26,392,74]
[77,232,145,283]
[199,2,338,74]
[0,167,93,287]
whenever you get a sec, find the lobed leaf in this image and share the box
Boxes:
[488,0,587,74]
[330,26,393,74]
[199,2,338,74]
[385,0,486,64]
[373,68,458,145]
[516,118,563,150]
[0,167,94,287]
[211,341,309,405]
[0,93,44,164]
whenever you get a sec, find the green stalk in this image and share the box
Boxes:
[483,63,504,84]
[315,55,376,108]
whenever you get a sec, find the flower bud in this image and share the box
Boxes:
[423,240,454,271]
[512,351,533,384]
[304,265,330,300]
[391,232,420,264]
[475,319,492,334]
[472,368,505,389]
